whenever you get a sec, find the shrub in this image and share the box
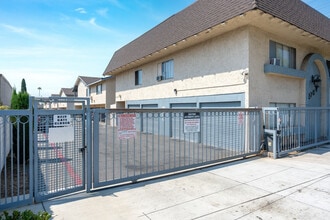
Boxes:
[0,210,51,220]
[0,105,9,110]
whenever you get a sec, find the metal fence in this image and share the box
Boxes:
[6,104,330,210]
[0,109,33,210]
[91,108,262,189]
[263,107,330,158]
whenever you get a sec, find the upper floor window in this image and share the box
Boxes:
[135,70,142,85]
[269,41,296,68]
[96,84,102,94]
[86,88,90,97]
[161,59,174,80]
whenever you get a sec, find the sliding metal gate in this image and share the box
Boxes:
[2,101,263,210]
[32,97,91,202]
[91,108,262,189]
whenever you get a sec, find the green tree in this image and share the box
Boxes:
[10,79,30,164]
[10,88,19,109]
[21,78,27,93]
[18,91,29,109]
[11,81,29,110]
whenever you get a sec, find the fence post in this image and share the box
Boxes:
[86,99,92,193]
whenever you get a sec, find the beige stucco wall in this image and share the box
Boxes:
[90,78,114,108]
[115,25,329,108]
[90,82,105,107]
[105,77,116,109]
[77,81,88,97]
[248,26,327,107]
[74,80,88,109]
[116,27,250,107]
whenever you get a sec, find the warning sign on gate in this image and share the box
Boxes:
[117,113,137,139]
[53,114,71,127]
[237,112,244,125]
[183,112,200,133]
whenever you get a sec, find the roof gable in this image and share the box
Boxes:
[78,76,102,85]
[60,88,74,97]
[73,76,102,92]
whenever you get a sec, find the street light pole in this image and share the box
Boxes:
[37,87,42,97]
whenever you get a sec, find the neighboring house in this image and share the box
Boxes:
[51,88,75,109]
[0,74,11,171]
[88,76,116,109]
[73,76,101,109]
[0,74,12,106]
[103,0,330,109]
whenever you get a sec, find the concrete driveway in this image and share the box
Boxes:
[4,145,330,219]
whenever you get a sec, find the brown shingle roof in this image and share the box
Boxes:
[104,0,330,75]
[257,0,329,42]
[61,88,75,97]
[78,76,102,85]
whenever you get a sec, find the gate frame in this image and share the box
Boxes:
[31,97,91,202]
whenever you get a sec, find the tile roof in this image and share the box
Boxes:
[104,0,330,75]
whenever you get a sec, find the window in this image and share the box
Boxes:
[135,70,142,85]
[96,84,102,94]
[269,41,296,68]
[161,59,174,79]
[86,88,90,97]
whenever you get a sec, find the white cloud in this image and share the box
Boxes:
[75,17,114,33]
[0,23,36,38]
[75,7,87,14]
[0,23,66,44]
[96,8,109,17]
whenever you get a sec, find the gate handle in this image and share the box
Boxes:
[80,146,87,152]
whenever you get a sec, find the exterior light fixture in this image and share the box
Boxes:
[311,75,321,91]
[174,89,178,95]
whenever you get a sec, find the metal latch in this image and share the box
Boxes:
[80,146,87,152]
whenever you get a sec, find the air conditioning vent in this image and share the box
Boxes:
[270,58,280,66]
[156,75,163,81]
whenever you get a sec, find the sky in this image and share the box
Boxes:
[0,0,329,97]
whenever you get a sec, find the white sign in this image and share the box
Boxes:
[48,127,74,143]
[53,114,71,127]
[184,112,201,133]
[117,113,137,139]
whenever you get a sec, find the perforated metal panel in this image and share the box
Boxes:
[32,97,90,202]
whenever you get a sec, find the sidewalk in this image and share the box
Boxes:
[6,145,330,219]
